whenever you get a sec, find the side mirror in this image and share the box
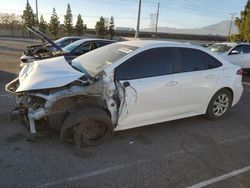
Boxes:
[230,50,240,55]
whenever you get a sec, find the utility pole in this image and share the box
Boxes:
[155,2,160,38]
[36,0,39,24]
[228,13,237,41]
[135,0,141,38]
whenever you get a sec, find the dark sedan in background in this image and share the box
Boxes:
[20,38,115,67]
[20,27,84,64]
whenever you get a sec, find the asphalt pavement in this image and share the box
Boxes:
[0,38,250,188]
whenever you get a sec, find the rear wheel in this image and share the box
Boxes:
[206,89,233,120]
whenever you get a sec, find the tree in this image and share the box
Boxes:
[22,0,35,36]
[233,0,250,42]
[75,14,86,36]
[0,13,21,36]
[49,8,60,37]
[64,4,73,35]
[95,16,107,38]
[109,16,115,39]
[244,5,250,41]
[38,15,47,33]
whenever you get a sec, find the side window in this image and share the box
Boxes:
[242,45,250,54]
[89,42,98,51]
[115,48,175,80]
[71,39,79,43]
[75,43,91,54]
[61,39,71,47]
[176,48,206,73]
[204,53,222,69]
[230,45,242,55]
[98,42,111,47]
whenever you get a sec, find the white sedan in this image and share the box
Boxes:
[6,40,243,151]
[220,43,250,71]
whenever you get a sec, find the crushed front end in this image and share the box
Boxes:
[6,78,49,133]
[5,75,119,135]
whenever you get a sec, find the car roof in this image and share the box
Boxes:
[59,36,84,40]
[118,40,206,50]
[75,38,115,43]
[235,42,250,45]
[210,42,236,46]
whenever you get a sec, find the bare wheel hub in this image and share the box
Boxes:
[81,118,107,141]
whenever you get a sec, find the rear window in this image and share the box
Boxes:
[175,47,222,73]
[177,48,206,72]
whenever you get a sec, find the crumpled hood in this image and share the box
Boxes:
[16,56,84,92]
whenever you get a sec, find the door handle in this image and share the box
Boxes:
[165,81,178,86]
[206,75,216,79]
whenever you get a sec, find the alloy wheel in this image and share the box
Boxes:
[212,93,230,117]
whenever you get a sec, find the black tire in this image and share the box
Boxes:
[60,107,114,153]
[206,89,233,120]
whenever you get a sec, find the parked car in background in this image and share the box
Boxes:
[20,37,115,67]
[20,27,83,65]
[218,43,250,71]
[6,41,243,152]
[198,42,214,48]
[54,36,84,48]
[61,38,115,62]
[208,42,236,53]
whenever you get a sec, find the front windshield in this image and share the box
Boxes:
[208,44,232,53]
[72,43,138,77]
[62,40,85,52]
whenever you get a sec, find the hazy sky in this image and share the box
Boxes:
[0,0,247,29]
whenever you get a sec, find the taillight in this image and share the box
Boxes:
[237,69,244,75]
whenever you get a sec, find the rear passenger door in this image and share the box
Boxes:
[173,47,222,113]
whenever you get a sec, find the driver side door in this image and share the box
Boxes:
[115,47,180,130]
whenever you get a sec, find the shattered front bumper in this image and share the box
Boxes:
[5,78,41,134]
[9,107,48,134]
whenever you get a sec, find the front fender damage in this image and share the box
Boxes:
[8,76,118,134]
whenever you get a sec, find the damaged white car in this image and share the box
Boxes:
[6,41,243,151]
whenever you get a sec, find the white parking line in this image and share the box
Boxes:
[35,134,250,188]
[36,159,149,188]
[187,165,250,188]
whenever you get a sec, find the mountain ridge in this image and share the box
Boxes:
[141,20,238,36]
